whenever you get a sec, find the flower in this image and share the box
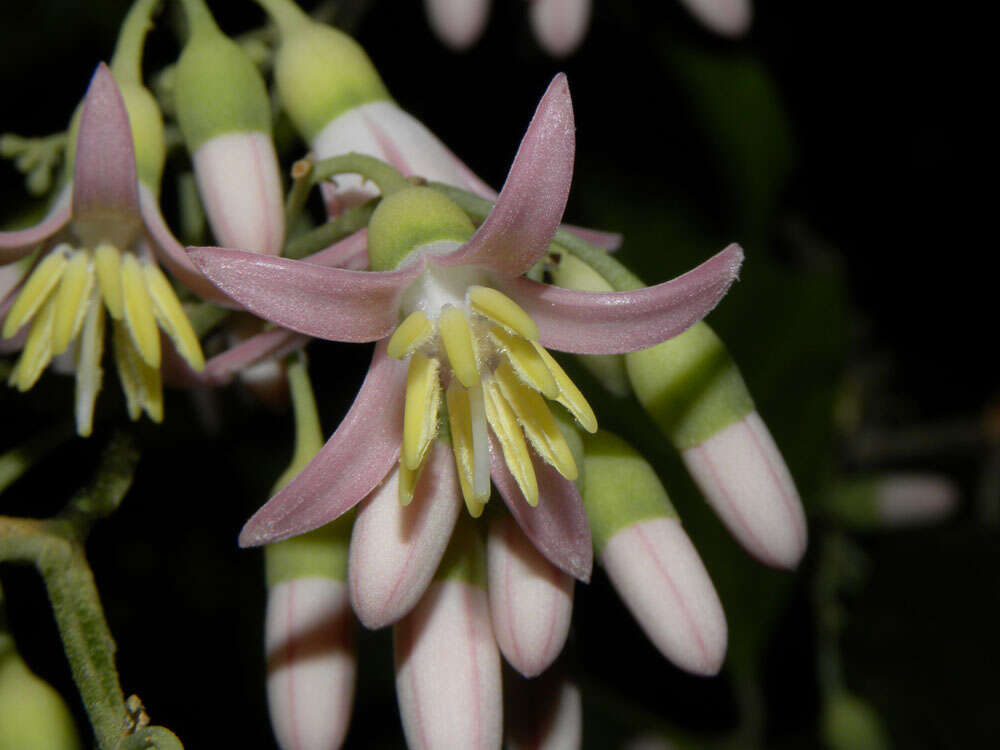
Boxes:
[188,74,743,583]
[0,65,207,436]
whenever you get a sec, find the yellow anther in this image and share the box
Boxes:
[9,295,56,392]
[468,286,539,341]
[2,249,68,339]
[74,297,105,438]
[113,320,163,423]
[494,362,577,481]
[143,261,205,372]
[398,461,421,506]
[387,310,433,359]
[120,253,160,369]
[490,327,559,399]
[446,382,489,516]
[533,343,598,433]
[402,353,441,471]
[438,306,479,388]
[94,243,124,319]
[484,378,538,506]
[51,251,95,354]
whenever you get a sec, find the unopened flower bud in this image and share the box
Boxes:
[823,473,958,529]
[529,0,592,58]
[678,0,752,38]
[581,430,727,675]
[487,512,573,677]
[349,440,463,629]
[822,691,890,750]
[425,0,491,51]
[394,519,502,749]
[175,0,284,254]
[0,641,81,750]
[626,323,807,569]
[507,674,582,750]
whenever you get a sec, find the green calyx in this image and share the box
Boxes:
[264,515,353,586]
[580,430,677,553]
[175,0,272,150]
[625,322,754,450]
[820,477,880,529]
[0,650,81,750]
[367,186,475,272]
[261,0,390,141]
[434,516,486,588]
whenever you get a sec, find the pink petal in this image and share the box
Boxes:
[187,245,423,342]
[682,411,807,569]
[71,63,142,244]
[489,437,593,582]
[678,0,752,38]
[203,327,309,385]
[139,185,235,305]
[560,223,622,252]
[0,188,71,262]
[500,243,743,354]
[436,74,575,278]
[303,229,369,271]
[349,443,463,629]
[265,578,356,750]
[238,340,407,547]
[602,517,727,676]
[487,514,573,677]
[394,580,502,750]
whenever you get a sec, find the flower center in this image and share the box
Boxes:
[386,281,597,515]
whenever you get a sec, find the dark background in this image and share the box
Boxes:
[1,1,995,747]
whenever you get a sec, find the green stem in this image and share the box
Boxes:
[284,199,377,259]
[311,152,409,198]
[110,0,161,85]
[253,0,311,35]
[286,353,323,466]
[284,155,316,231]
[0,423,74,494]
[177,0,220,41]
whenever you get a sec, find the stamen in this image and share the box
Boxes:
[493,361,577,481]
[2,247,69,339]
[533,343,598,433]
[446,382,490,516]
[438,306,479,388]
[468,382,490,499]
[468,286,539,341]
[74,292,105,438]
[402,353,441,470]
[120,253,160,369]
[113,319,163,423]
[490,326,558,399]
[143,261,205,371]
[9,295,56,391]
[387,310,433,359]
[94,243,124,319]
[398,461,421,506]
[52,250,95,354]
[484,378,538,506]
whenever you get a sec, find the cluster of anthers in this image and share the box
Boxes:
[387,277,595,516]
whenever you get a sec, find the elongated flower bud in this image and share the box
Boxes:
[394,520,502,749]
[507,675,582,750]
[349,440,463,629]
[677,0,752,38]
[487,512,573,677]
[528,0,593,58]
[626,322,807,569]
[823,473,958,529]
[581,430,726,675]
[822,691,890,750]
[175,0,284,255]
[425,0,491,51]
[0,638,80,750]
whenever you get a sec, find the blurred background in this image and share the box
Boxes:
[1,0,996,747]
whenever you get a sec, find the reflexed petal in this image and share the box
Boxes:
[394,580,502,750]
[682,411,806,569]
[437,74,575,277]
[602,517,727,676]
[489,436,593,582]
[266,578,356,750]
[500,244,744,354]
[349,443,463,629]
[304,229,369,271]
[0,188,71,263]
[188,245,423,342]
[487,514,573,677]
[239,341,408,547]
[71,64,142,245]
[201,327,309,386]
[678,0,752,37]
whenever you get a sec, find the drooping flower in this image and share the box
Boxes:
[188,75,743,591]
[0,64,206,435]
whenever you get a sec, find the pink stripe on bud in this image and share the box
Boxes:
[601,517,727,676]
[193,131,285,255]
[349,443,463,629]
[876,473,959,525]
[528,0,592,58]
[487,514,573,677]
[682,411,807,569]
[395,580,503,750]
[425,0,491,51]
[677,0,752,38]
[266,578,356,750]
